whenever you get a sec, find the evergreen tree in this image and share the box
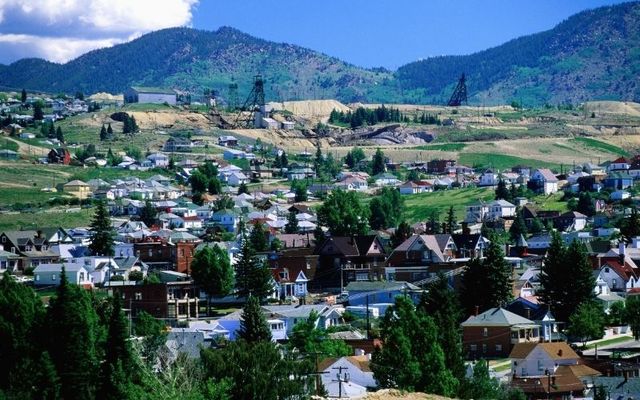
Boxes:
[371,148,386,175]
[21,88,27,103]
[626,295,640,340]
[33,102,44,120]
[509,208,528,241]
[189,170,208,194]
[190,246,234,315]
[139,199,157,228]
[568,301,605,345]
[89,200,115,257]
[99,296,134,400]
[279,151,288,168]
[372,297,458,396]
[577,191,596,216]
[249,222,268,252]
[391,220,412,248]
[288,310,351,357]
[418,274,466,384]
[459,360,501,400]
[235,238,273,300]
[238,296,271,343]
[566,240,596,314]
[530,217,545,234]
[47,268,99,400]
[495,178,510,200]
[445,206,456,234]
[107,123,113,137]
[56,126,64,143]
[100,125,108,141]
[621,207,640,244]
[483,236,513,308]
[369,187,404,230]
[237,182,249,195]
[48,123,56,138]
[284,211,299,234]
[460,258,487,315]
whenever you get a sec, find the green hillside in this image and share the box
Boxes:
[0,2,639,105]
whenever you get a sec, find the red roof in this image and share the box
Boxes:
[612,157,629,164]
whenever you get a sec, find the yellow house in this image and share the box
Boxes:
[63,180,92,199]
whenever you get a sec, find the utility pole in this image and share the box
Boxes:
[332,365,349,399]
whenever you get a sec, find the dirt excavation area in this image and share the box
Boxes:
[268,99,351,123]
[314,389,453,400]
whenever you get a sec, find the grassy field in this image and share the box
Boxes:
[531,192,568,212]
[459,153,562,171]
[0,208,94,231]
[571,137,629,156]
[0,138,19,152]
[403,187,495,222]
[413,143,467,152]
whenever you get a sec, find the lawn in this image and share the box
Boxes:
[403,187,495,222]
[459,153,562,171]
[571,137,629,156]
[531,192,568,212]
[413,143,467,152]
[0,208,94,231]
[585,335,634,349]
[0,138,19,152]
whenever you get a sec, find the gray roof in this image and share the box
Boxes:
[33,263,86,273]
[345,281,420,292]
[461,307,537,327]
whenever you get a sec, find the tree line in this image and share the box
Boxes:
[329,105,440,128]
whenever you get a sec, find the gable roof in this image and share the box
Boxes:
[534,168,558,183]
[461,307,537,327]
[509,342,579,360]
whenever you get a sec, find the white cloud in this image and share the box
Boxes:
[0,0,199,64]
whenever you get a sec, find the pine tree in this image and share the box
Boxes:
[48,123,55,138]
[235,237,271,299]
[621,207,640,243]
[418,274,466,384]
[565,240,596,317]
[100,125,108,141]
[495,178,510,201]
[539,231,570,320]
[371,148,386,175]
[107,123,113,137]
[280,152,288,168]
[249,222,268,252]
[139,199,157,228]
[34,102,44,120]
[208,178,222,195]
[21,88,27,103]
[56,126,64,143]
[391,220,412,248]
[89,200,115,257]
[47,268,99,400]
[99,296,133,400]
[191,246,234,315]
[461,257,486,315]
[284,211,299,234]
[445,206,456,234]
[238,296,271,343]
[237,182,249,195]
[509,208,528,241]
[483,236,513,308]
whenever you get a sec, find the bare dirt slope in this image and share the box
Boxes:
[583,101,640,117]
[314,389,454,400]
[268,100,350,122]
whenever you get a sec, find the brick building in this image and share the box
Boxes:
[133,238,197,274]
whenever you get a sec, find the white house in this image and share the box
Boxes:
[509,342,598,379]
[227,172,248,187]
[33,263,92,286]
[479,169,498,186]
[374,173,401,187]
[608,157,631,172]
[319,355,376,398]
[530,169,559,194]
[335,176,368,191]
[146,153,169,168]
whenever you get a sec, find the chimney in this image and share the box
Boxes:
[620,241,627,257]
[475,305,480,316]
[462,222,470,235]
[557,349,563,357]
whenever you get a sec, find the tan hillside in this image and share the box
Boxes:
[583,101,640,117]
[268,99,350,121]
[313,389,454,400]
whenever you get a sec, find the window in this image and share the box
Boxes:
[483,328,488,337]
[482,344,487,353]
[537,359,543,371]
[52,274,56,280]
[135,292,142,300]
[1,236,5,243]
[148,249,152,257]
[470,344,477,352]
[495,344,502,352]
[35,274,40,281]
[612,279,617,289]
[79,272,85,281]
[605,267,610,273]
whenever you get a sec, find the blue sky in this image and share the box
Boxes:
[0,0,631,67]
[192,0,629,69]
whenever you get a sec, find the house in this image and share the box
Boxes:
[271,268,310,299]
[124,86,177,105]
[373,173,401,187]
[0,230,61,270]
[345,281,422,306]
[19,132,35,139]
[399,181,422,195]
[427,159,456,174]
[33,263,91,286]
[385,234,454,282]
[506,297,560,342]
[529,169,559,194]
[465,200,516,222]
[461,307,540,359]
[318,355,376,398]
[451,234,490,258]
[286,167,315,181]
[227,172,248,187]
[594,248,640,293]
[335,175,368,191]
[210,209,239,232]
[315,236,387,289]
[509,342,600,399]
[48,148,71,164]
[63,180,92,199]
[263,304,345,334]
[108,281,199,322]
[261,117,279,129]
[217,135,238,147]
[554,211,588,231]
[479,169,498,187]
[608,156,631,172]
[594,276,625,312]
[0,247,20,272]
[146,153,169,168]
[163,137,192,152]
[281,121,295,130]
[603,172,633,190]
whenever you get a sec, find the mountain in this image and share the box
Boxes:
[395,1,640,105]
[0,2,639,105]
